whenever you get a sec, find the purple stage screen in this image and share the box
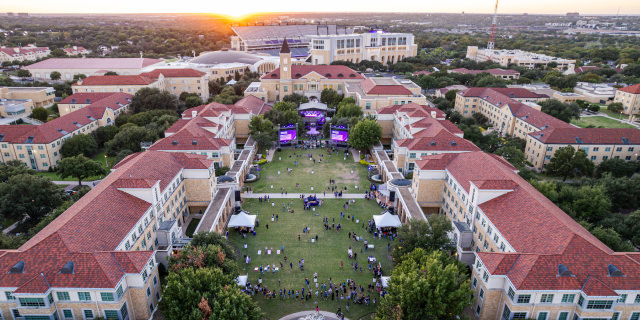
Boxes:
[331,130,349,142]
[280,130,297,142]
[302,111,323,118]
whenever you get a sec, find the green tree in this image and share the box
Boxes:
[184,96,203,109]
[93,125,119,148]
[131,87,180,113]
[494,145,526,168]
[538,99,581,122]
[444,89,459,102]
[104,71,118,76]
[376,249,472,320]
[248,116,276,151]
[272,101,297,112]
[211,86,242,104]
[607,102,624,114]
[60,134,98,158]
[16,69,31,79]
[621,210,640,248]
[49,48,66,57]
[57,155,107,186]
[589,226,634,252]
[161,267,262,320]
[0,160,34,182]
[105,125,156,156]
[335,103,363,119]
[50,71,62,81]
[391,216,454,262]
[320,88,342,108]
[348,119,382,151]
[0,174,63,222]
[30,107,49,122]
[596,158,638,178]
[281,93,309,106]
[546,146,594,180]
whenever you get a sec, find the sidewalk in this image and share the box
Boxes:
[51,180,100,189]
[265,147,276,162]
[242,192,366,199]
[278,311,349,320]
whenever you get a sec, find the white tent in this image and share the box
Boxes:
[236,275,248,286]
[373,211,402,228]
[227,211,257,228]
[381,276,391,288]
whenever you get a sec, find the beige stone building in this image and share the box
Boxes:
[58,92,132,117]
[309,32,417,65]
[24,58,164,82]
[614,83,640,117]
[72,75,162,95]
[526,127,640,169]
[0,93,131,169]
[0,86,55,111]
[448,68,520,80]
[0,99,34,118]
[466,46,575,69]
[63,46,90,56]
[139,69,209,99]
[344,77,426,113]
[0,45,50,63]
[189,51,280,81]
[245,39,365,102]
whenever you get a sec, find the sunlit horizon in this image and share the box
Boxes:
[3,0,640,17]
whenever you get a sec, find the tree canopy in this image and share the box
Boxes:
[348,119,382,151]
[546,146,594,180]
[538,99,581,123]
[57,155,107,185]
[391,215,454,262]
[130,87,180,113]
[30,107,49,122]
[60,134,98,158]
[248,116,276,151]
[0,174,63,223]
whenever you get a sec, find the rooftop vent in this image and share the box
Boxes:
[9,261,25,274]
[25,136,34,144]
[558,264,571,277]
[295,73,302,78]
[325,73,331,77]
[509,93,515,98]
[450,141,457,146]
[70,99,76,103]
[608,264,624,277]
[575,137,583,144]
[192,140,198,145]
[172,140,178,145]
[430,140,436,146]
[271,74,278,78]
[622,137,630,145]
[60,261,74,274]
[0,134,4,142]
[338,73,344,77]
[86,99,91,104]
[349,74,356,78]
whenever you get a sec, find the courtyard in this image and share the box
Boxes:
[230,147,394,319]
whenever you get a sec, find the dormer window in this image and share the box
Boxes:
[9,261,25,273]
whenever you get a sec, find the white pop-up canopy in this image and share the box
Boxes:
[381,276,391,288]
[227,211,257,228]
[373,211,402,228]
[236,275,248,286]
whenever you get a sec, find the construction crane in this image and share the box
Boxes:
[487,0,499,50]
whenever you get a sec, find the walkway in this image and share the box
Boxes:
[279,311,350,320]
[265,147,276,162]
[349,148,361,163]
[242,193,366,199]
[51,180,99,189]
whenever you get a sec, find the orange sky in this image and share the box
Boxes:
[4,0,640,17]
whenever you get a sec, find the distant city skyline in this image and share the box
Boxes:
[3,0,640,17]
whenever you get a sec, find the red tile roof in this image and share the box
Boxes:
[377,103,446,119]
[515,104,573,130]
[24,58,163,70]
[59,92,122,105]
[150,116,233,152]
[449,68,519,76]
[75,75,157,86]
[618,84,640,95]
[233,95,268,115]
[359,78,412,95]
[530,127,640,144]
[262,65,364,80]
[140,68,206,78]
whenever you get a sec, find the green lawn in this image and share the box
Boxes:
[599,107,629,120]
[36,149,115,182]
[571,116,637,129]
[228,199,394,319]
[246,148,371,194]
[185,218,200,238]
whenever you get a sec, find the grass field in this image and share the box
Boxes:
[246,148,371,194]
[571,116,637,129]
[229,199,394,319]
[36,149,115,182]
[185,218,200,237]
[599,107,629,120]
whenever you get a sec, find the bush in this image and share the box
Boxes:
[359,159,375,166]
[253,159,267,165]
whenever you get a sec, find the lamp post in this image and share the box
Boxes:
[104,154,108,169]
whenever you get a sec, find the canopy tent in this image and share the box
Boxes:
[236,275,248,286]
[381,276,390,288]
[373,211,402,228]
[227,211,257,228]
[377,183,390,197]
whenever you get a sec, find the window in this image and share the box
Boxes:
[557,312,568,320]
[104,310,119,319]
[116,285,124,299]
[501,305,510,320]
[120,303,129,319]
[482,271,489,282]
[630,312,640,320]
[83,310,94,319]
[18,297,45,307]
[578,295,584,307]
[540,294,553,303]
[512,313,527,319]
[507,287,515,300]
[472,277,477,288]
[479,288,484,299]
[585,300,613,309]
[516,294,530,304]
[561,294,574,303]
[635,294,640,303]
[78,292,91,301]
[618,294,627,303]
[536,312,548,320]
[63,309,73,319]
[611,312,620,320]
[57,292,70,301]
[101,292,114,302]
[5,292,15,300]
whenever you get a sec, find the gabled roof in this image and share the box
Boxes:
[359,78,412,95]
[24,58,163,70]
[618,83,640,95]
[140,68,206,78]
[377,103,445,119]
[530,127,640,144]
[74,75,157,86]
[262,65,364,80]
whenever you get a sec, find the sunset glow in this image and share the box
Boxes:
[3,0,640,15]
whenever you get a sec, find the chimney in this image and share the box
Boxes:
[431,111,437,118]
[192,111,197,118]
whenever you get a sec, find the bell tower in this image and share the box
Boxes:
[279,38,292,80]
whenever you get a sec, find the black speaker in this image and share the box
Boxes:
[389,191,396,202]
[235,190,241,202]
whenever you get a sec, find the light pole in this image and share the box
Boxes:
[104,154,108,169]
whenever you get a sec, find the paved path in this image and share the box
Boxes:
[279,310,350,320]
[265,147,276,162]
[349,148,361,163]
[51,180,99,189]
[242,193,366,199]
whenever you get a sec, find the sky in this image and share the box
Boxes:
[4,0,640,17]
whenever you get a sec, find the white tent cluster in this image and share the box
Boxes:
[372,211,402,228]
[227,210,257,228]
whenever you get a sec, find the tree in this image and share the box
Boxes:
[621,210,640,248]
[281,93,309,106]
[184,96,203,109]
[169,244,238,276]
[248,116,276,151]
[130,87,180,113]
[607,102,623,114]
[376,249,472,320]
[589,226,634,252]
[57,155,107,186]
[0,160,34,183]
[391,216,454,262]
[348,119,382,151]
[49,48,66,57]
[272,101,297,112]
[211,86,242,104]
[596,158,638,178]
[546,146,594,180]
[50,71,61,81]
[104,71,118,75]
[0,174,63,222]
[60,134,98,158]
[335,103,363,119]
[93,125,119,148]
[494,145,526,168]
[389,62,414,73]
[161,267,262,320]
[16,69,31,79]
[105,125,156,156]
[320,88,342,108]
[444,89,459,102]
[538,99,580,123]
[30,107,49,122]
